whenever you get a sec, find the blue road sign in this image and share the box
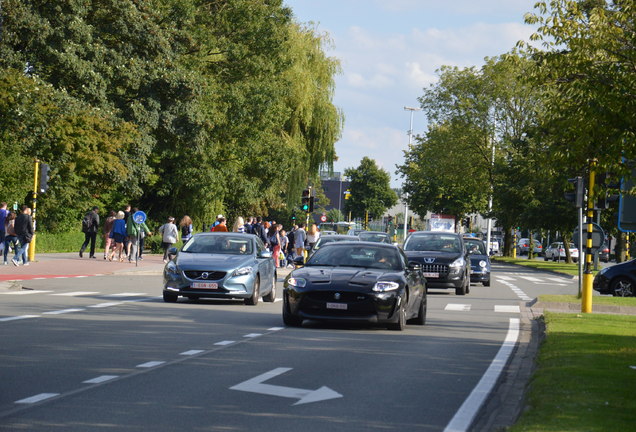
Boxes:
[133,210,147,224]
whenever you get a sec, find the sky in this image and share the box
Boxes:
[283,0,539,187]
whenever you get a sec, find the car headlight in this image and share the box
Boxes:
[449,257,465,273]
[232,267,253,277]
[165,262,179,275]
[372,281,400,292]
[287,277,307,288]
[479,260,488,268]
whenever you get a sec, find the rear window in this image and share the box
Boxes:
[404,233,461,253]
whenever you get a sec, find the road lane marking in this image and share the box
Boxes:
[445,304,471,312]
[0,315,39,322]
[230,367,343,405]
[105,292,147,297]
[83,375,118,384]
[268,327,284,331]
[88,302,125,308]
[136,361,165,368]
[1,290,53,295]
[42,308,86,315]
[494,305,521,313]
[15,393,60,404]
[244,333,262,338]
[214,340,235,346]
[52,291,99,297]
[444,318,520,432]
[495,275,515,281]
[519,276,543,282]
[180,350,205,356]
[497,280,532,301]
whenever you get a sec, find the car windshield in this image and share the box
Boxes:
[359,232,390,243]
[403,233,461,253]
[182,235,253,255]
[305,245,402,270]
[465,239,487,255]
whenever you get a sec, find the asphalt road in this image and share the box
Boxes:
[0,265,578,431]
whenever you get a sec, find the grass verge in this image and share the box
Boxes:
[539,294,636,307]
[510,312,636,432]
[494,256,585,277]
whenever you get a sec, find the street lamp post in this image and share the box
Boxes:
[403,106,422,241]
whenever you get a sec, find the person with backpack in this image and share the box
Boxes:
[179,215,193,244]
[80,206,100,259]
[253,216,268,246]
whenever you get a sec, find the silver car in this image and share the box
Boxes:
[163,232,276,305]
[544,242,579,262]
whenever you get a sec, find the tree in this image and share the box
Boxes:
[344,157,397,219]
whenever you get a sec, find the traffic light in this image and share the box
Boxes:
[565,176,585,208]
[39,163,50,193]
[301,188,311,212]
[595,172,620,209]
[309,196,315,212]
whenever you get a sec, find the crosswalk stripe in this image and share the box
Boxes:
[519,276,543,282]
[445,304,471,312]
[495,305,521,313]
[51,291,99,297]
[104,293,147,297]
[495,275,515,281]
[1,290,53,295]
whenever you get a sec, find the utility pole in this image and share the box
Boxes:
[403,106,421,242]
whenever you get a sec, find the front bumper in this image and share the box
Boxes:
[163,269,255,299]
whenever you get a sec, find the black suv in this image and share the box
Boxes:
[403,231,470,295]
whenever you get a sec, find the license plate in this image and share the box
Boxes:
[423,272,439,278]
[326,302,347,310]
[191,282,218,289]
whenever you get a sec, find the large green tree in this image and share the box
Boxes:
[344,157,397,219]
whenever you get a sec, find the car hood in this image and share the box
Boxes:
[468,254,489,263]
[292,266,400,290]
[175,252,254,270]
[404,251,462,264]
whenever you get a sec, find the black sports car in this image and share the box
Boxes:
[282,242,426,330]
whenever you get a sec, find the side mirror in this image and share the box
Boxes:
[259,250,272,259]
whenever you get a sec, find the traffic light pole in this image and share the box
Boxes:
[29,159,40,262]
[582,162,596,313]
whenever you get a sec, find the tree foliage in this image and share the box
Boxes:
[344,157,398,219]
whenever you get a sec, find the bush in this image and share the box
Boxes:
[34,231,87,252]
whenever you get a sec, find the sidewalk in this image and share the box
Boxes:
[0,252,166,285]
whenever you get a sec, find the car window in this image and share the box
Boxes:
[359,232,390,243]
[465,239,487,255]
[182,235,253,255]
[404,233,461,253]
[306,245,402,270]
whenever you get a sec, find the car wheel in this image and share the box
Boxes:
[611,277,636,297]
[163,292,178,303]
[245,275,260,305]
[483,279,491,287]
[465,276,470,294]
[455,281,466,296]
[387,300,406,331]
[263,274,276,303]
[544,255,548,261]
[407,296,426,326]
[282,300,303,327]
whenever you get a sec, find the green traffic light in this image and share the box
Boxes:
[302,205,309,211]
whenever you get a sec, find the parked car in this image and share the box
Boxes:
[320,230,337,236]
[163,232,276,305]
[310,235,360,256]
[346,228,366,236]
[358,231,392,244]
[463,237,491,286]
[283,242,426,330]
[593,259,636,297]
[403,231,470,295]
[544,242,579,262]
[517,238,543,256]
[597,243,610,263]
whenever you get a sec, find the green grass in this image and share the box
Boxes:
[510,312,636,432]
[539,294,636,307]
[494,256,589,277]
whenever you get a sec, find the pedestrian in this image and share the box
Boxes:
[268,224,282,267]
[108,211,127,262]
[212,217,228,232]
[126,207,152,263]
[13,205,33,266]
[233,216,245,233]
[306,223,320,251]
[103,210,116,259]
[243,217,254,234]
[80,206,100,258]
[159,216,179,262]
[3,211,18,265]
[279,228,289,268]
[123,204,132,257]
[253,216,268,246]
[210,214,223,231]
[294,223,306,258]
[179,215,194,244]
[0,202,7,256]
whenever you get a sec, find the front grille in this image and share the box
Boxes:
[421,263,449,276]
[184,270,226,280]
[299,291,375,317]
[306,291,369,302]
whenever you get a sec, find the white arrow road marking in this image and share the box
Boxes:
[230,367,343,406]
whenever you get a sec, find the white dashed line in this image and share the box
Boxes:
[1,290,53,295]
[495,275,515,281]
[519,276,543,282]
[83,375,119,384]
[445,304,471,312]
[88,302,125,308]
[42,308,86,315]
[0,315,39,322]
[214,340,235,346]
[243,333,262,338]
[105,292,148,297]
[136,361,165,368]
[180,350,205,356]
[52,291,99,297]
[494,305,521,313]
[267,327,284,331]
[15,393,60,404]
